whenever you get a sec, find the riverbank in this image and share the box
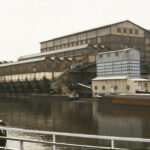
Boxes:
[1,92,150,107]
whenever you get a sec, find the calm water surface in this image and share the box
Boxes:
[0,96,150,149]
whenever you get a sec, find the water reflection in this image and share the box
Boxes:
[0,97,150,149]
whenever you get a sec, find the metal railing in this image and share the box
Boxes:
[0,127,150,150]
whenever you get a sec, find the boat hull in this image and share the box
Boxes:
[102,95,150,106]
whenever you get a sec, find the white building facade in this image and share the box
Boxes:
[92,76,150,97]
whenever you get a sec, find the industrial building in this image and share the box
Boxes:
[18,44,101,61]
[92,76,150,96]
[40,20,150,76]
[96,48,141,78]
[0,56,85,82]
[92,49,150,96]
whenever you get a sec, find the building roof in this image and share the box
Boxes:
[92,76,127,81]
[40,20,150,44]
[97,48,138,55]
[130,78,150,81]
[19,44,89,60]
[92,76,150,81]
[0,57,46,68]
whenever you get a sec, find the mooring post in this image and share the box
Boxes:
[111,139,114,149]
[20,140,24,150]
[53,134,56,150]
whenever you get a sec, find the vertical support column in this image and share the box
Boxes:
[82,147,86,150]
[53,134,56,150]
[5,140,8,150]
[111,139,114,149]
[20,140,24,150]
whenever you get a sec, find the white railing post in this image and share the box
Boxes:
[111,139,114,149]
[20,140,24,150]
[5,140,8,150]
[53,134,56,150]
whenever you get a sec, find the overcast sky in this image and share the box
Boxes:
[0,0,150,61]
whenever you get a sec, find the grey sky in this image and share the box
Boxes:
[0,0,150,61]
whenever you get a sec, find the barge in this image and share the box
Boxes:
[101,95,150,106]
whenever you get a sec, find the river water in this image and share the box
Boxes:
[0,96,150,149]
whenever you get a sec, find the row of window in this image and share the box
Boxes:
[42,39,96,52]
[41,36,109,52]
[117,28,138,35]
[98,70,140,74]
[94,83,148,91]
[41,28,110,48]
[99,51,139,58]
[111,35,143,42]
[42,48,97,58]
[97,69,140,72]
[95,85,129,90]
[42,35,145,53]
[97,65,140,69]
[0,62,71,75]
[97,60,140,65]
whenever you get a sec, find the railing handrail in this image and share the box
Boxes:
[0,126,150,143]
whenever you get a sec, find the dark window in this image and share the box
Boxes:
[40,64,44,71]
[12,66,14,73]
[112,36,118,42]
[47,63,51,70]
[75,50,78,55]
[55,63,60,71]
[91,38,97,44]
[114,86,118,90]
[129,29,133,34]
[102,86,105,90]
[99,55,103,58]
[65,64,70,69]
[145,82,148,88]
[115,52,119,56]
[80,49,84,54]
[78,41,81,45]
[72,51,75,55]
[64,52,68,57]
[117,28,121,33]
[28,66,31,72]
[120,36,124,42]
[95,86,98,90]
[127,85,130,90]
[73,42,76,46]
[102,36,106,42]
[135,29,138,35]
[89,49,94,54]
[123,28,127,33]
[25,66,28,72]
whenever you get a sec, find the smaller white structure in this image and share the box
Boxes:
[92,76,150,97]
